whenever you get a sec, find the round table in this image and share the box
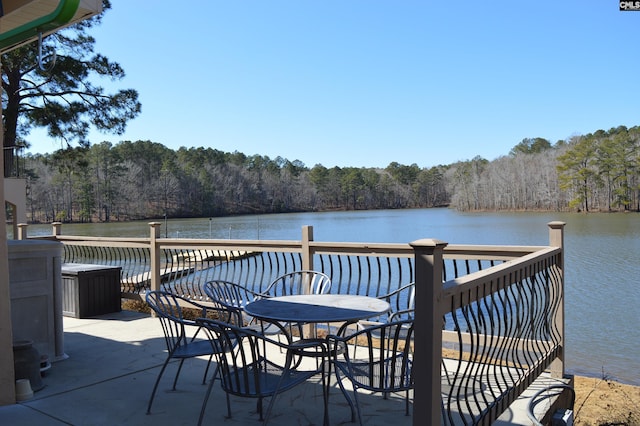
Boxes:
[244,294,390,324]
[245,294,390,426]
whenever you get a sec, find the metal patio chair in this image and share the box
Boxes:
[326,319,415,425]
[264,270,332,337]
[264,270,331,297]
[196,317,328,425]
[145,290,240,415]
[203,280,267,311]
[203,279,282,335]
[358,282,415,330]
[359,282,452,389]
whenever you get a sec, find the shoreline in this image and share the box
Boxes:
[568,369,639,388]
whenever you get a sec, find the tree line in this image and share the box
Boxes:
[450,125,640,212]
[22,125,640,223]
[24,140,450,223]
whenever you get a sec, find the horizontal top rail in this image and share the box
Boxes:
[157,239,305,253]
[442,246,561,300]
[53,235,151,243]
[444,243,547,259]
[304,241,545,258]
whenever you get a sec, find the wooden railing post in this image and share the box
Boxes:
[17,223,27,240]
[301,225,314,272]
[149,222,162,293]
[301,225,314,302]
[52,222,62,236]
[301,226,315,336]
[410,238,448,426]
[548,221,566,379]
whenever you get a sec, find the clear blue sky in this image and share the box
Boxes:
[25,1,640,169]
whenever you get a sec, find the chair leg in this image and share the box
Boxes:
[225,392,232,418]
[201,354,214,385]
[321,361,329,426]
[441,396,450,426]
[405,389,410,416]
[263,384,284,425]
[442,359,453,386]
[351,387,364,426]
[146,357,171,414]
[335,369,357,423]
[257,397,264,421]
[171,359,186,390]
[263,352,295,425]
[197,364,220,426]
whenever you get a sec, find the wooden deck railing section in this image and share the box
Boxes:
[19,220,566,425]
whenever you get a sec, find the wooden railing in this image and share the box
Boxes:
[19,220,566,424]
[411,222,565,425]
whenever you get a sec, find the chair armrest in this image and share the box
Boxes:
[247,288,271,300]
[378,283,413,301]
[388,308,414,322]
[289,338,328,351]
[328,318,415,343]
[172,294,243,326]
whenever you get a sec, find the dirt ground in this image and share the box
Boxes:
[572,375,640,426]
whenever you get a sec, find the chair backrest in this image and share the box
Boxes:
[203,280,263,310]
[196,318,284,398]
[331,319,414,393]
[146,290,190,354]
[385,282,415,322]
[359,282,415,325]
[265,270,331,297]
[146,290,242,351]
[385,282,414,313]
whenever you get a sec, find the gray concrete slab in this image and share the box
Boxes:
[0,310,412,426]
[0,309,567,425]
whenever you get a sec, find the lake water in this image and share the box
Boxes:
[24,208,640,385]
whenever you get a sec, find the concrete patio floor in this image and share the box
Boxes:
[0,310,415,426]
[0,310,570,425]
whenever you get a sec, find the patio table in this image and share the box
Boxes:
[244,294,391,425]
[244,294,391,326]
[244,293,392,362]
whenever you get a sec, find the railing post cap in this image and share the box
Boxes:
[547,221,566,229]
[409,238,448,248]
[148,222,162,227]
